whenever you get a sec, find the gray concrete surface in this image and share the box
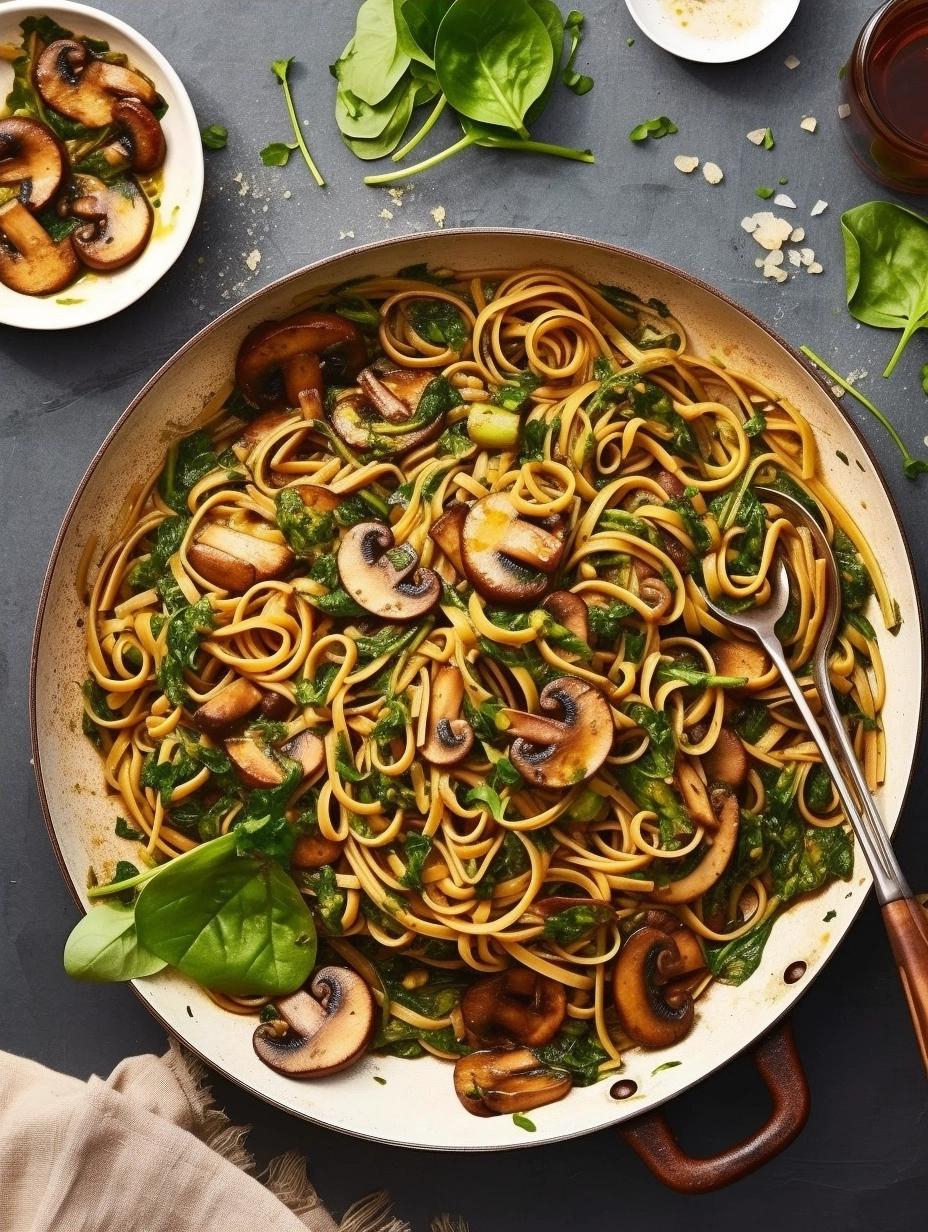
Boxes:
[2,1,927,1228]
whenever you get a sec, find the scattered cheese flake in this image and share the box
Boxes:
[807,262,824,274]
[674,154,699,173]
[774,193,797,208]
[746,128,768,146]
[741,216,760,233]
[788,250,802,268]
[847,368,868,384]
[282,189,292,199]
[837,103,851,119]
[785,55,800,69]
[748,212,794,251]
[810,199,828,216]
[430,205,446,227]
[244,249,261,271]
[754,257,765,268]
[387,187,406,206]
[800,248,815,266]
[765,266,789,283]
[763,249,785,268]
[790,227,805,242]
[339,229,355,240]
[800,117,818,133]
[702,162,724,185]
[379,208,394,220]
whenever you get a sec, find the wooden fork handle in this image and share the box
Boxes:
[882,897,928,1076]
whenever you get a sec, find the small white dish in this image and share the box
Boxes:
[625,0,801,64]
[0,0,203,330]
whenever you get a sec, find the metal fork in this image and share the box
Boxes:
[700,484,928,1075]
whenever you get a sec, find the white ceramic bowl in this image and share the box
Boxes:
[32,230,923,1152]
[625,0,801,64]
[0,1,203,329]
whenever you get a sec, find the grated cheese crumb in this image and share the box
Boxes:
[747,212,794,251]
[800,117,818,133]
[339,229,355,240]
[787,250,802,268]
[746,128,768,146]
[430,205,446,227]
[702,161,724,185]
[244,249,261,272]
[790,227,806,242]
[282,189,292,199]
[774,193,797,209]
[785,55,800,69]
[674,154,699,173]
[741,216,760,233]
[379,208,394,220]
[763,249,785,268]
[754,257,765,268]
[387,187,406,207]
[807,262,824,274]
[838,103,851,119]
[800,248,815,266]
[810,199,828,216]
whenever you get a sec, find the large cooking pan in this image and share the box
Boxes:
[31,231,923,1189]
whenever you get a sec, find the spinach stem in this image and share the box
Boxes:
[365,132,479,184]
[883,322,918,379]
[87,832,236,899]
[392,94,448,163]
[800,346,928,478]
[477,136,595,163]
[278,69,325,187]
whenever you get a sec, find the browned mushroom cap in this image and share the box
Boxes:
[280,730,325,780]
[702,725,749,787]
[0,200,78,294]
[236,312,367,411]
[328,384,446,457]
[453,1048,572,1117]
[224,737,288,788]
[235,410,294,454]
[541,591,590,645]
[462,969,567,1048]
[359,360,439,423]
[461,494,565,607]
[675,759,716,829]
[259,690,292,721]
[421,663,474,767]
[636,910,707,982]
[292,832,343,870]
[656,469,685,499]
[612,925,696,1048]
[0,117,66,212]
[709,637,769,680]
[34,40,157,127]
[650,786,740,904]
[188,523,294,593]
[105,98,166,173]
[253,966,375,1077]
[503,677,613,789]
[428,501,469,575]
[193,677,264,733]
[67,173,152,271]
[337,522,440,621]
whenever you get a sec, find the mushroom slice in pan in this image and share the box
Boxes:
[502,677,613,789]
[428,501,469,576]
[0,200,78,295]
[34,39,157,127]
[650,785,740,904]
[612,925,696,1048]
[337,522,440,621]
[702,725,749,788]
[675,759,717,829]
[99,98,166,173]
[193,677,264,733]
[188,523,294,593]
[358,360,439,423]
[235,311,367,412]
[280,730,325,780]
[329,374,450,457]
[541,590,590,645]
[224,736,288,789]
[0,117,66,212]
[67,173,152,271]
[291,832,343,870]
[421,663,474,767]
[460,494,566,607]
[709,636,769,681]
[253,966,375,1077]
[461,969,567,1048]
[453,1048,572,1117]
[235,409,294,454]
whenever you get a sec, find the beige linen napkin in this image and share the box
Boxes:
[0,1044,451,1232]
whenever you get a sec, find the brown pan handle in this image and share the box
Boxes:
[619,1025,809,1193]
[882,897,928,1076]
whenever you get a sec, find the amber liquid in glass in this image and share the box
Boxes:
[867,2,928,148]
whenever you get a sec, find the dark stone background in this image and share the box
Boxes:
[1,2,926,1228]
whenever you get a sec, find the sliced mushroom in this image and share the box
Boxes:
[461,494,565,607]
[188,523,294,592]
[702,725,749,787]
[329,385,446,457]
[67,173,152,271]
[503,677,613,789]
[281,730,325,780]
[612,925,696,1048]
[650,786,740,904]
[100,97,166,173]
[709,637,769,681]
[253,966,375,1077]
[636,909,707,986]
[292,832,343,869]
[224,737,288,789]
[34,40,157,127]
[236,311,367,411]
[236,409,294,453]
[428,501,469,575]
[675,759,716,829]
[421,663,474,767]
[462,970,567,1049]
[541,591,590,645]
[292,483,340,515]
[337,522,440,621]
[0,200,78,294]
[0,117,66,212]
[359,360,439,423]
[259,690,292,721]
[193,677,264,733]
[453,1048,572,1117]
[656,469,686,499]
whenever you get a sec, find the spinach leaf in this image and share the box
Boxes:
[275,488,336,554]
[655,656,747,689]
[629,116,678,142]
[664,494,711,554]
[399,832,433,888]
[534,1020,608,1086]
[157,597,215,708]
[618,764,692,850]
[710,486,765,576]
[300,864,346,933]
[488,756,524,792]
[201,124,228,150]
[395,0,452,66]
[494,371,541,411]
[134,832,317,995]
[333,0,411,107]
[626,703,676,777]
[841,201,928,377]
[531,610,592,659]
[295,663,340,707]
[463,695,507,744]
[732,700,771,744]
[466,784,508,824]
[597,508,664,551]
[436,421,475,458]
[767,811,853,904]
[371,695,410,742]
[705,917,775,986]
[341,75,418,159]
[233,812,297,866]
[562,9,594,95]
[434,0,553,136]
[832,528,872,613]
[543,902,612,943]
[407,298,468,352]
[629,383,696,456]
[63,904,167,983]
[518,416,559,464]
[115,817,145,841]
[587,600,634,644]
[129,516,189,592]
[158,432,223,514]
[805,764,833,811]
[475,830,529,896]
[356,623,423,662]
